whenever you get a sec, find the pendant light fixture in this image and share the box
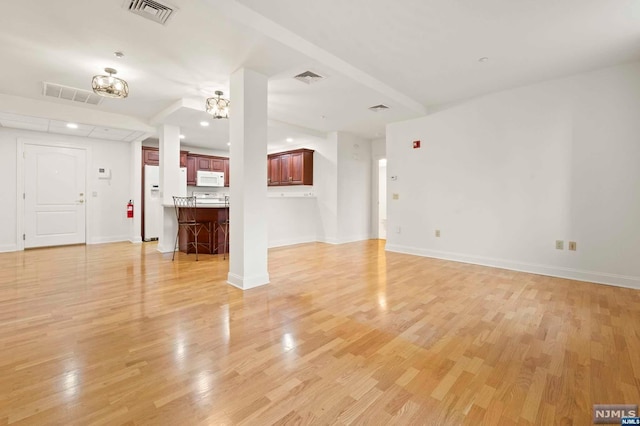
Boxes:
[206,91,230,119]
[91,68,129,99]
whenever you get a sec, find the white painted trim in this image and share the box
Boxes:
[227,272,270,290]
[269,236,317,248]
[316,237,340,245]
[0,244,18,253]
[386,244,640,290]
[87,235,132,245]
[338,234,372,244]
[15,140,24,251]
[129,237,143,244]
[157,242,175,253]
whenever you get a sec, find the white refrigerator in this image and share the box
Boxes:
[144,165,186,241]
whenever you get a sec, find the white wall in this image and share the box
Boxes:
[337,133,371,242]
[0,128,136,250]
[268,136,334,247]
[386,61,640,289]
[265,131,373,247]
[0,128,373,253]
[314,133,339,243]
[0,130,18,251]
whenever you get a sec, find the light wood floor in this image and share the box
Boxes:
[0,241,639,425]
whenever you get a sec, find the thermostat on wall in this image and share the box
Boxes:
[97,167,111,179]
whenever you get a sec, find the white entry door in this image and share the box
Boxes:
[24,144,86,248]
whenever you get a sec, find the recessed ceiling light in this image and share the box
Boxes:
[179,134,185,139]
[200,121,209,127]
[286,138,293,142]
[66,123,78,129]
[478,57,489,63]
[114,51,125,58]
[227,142,231,146]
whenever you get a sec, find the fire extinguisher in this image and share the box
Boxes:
[127,200,134,218]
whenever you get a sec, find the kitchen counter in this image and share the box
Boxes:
[163,203,227,208]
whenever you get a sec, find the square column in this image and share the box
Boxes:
[157,124,181,253]
[227,68,270,289]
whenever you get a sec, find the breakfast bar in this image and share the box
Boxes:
[177,200,229,256]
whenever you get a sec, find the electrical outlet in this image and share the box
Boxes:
[435,229,440,237]
[568,241,577,251]
[392,193,399,200]
[555,240,564,250]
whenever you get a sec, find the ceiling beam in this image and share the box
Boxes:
[204,0,427,115]
[0,93,155,134]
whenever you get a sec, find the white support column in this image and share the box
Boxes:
[157,124,181,253]
[227,68,270,289]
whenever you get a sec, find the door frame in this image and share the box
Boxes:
[370,155,387,239]
[16,138,91,251]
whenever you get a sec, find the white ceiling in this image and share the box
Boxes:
[1,0,639,147]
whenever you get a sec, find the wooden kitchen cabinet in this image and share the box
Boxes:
[267,156,281,185]
[224,158,230,187]
[187,154,230,186]
[197,157,212,171]
[211,158,225,173]
[143,147,160,165]
[186,156,196,185]
[142,147,188,168]
[267,148,313,186]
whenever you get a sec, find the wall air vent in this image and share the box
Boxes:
[42,82,103,105]
[124,0,176,25]
[368,104,390,112]
[294,71,325,85]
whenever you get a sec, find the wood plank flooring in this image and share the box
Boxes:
[0,240,639,425]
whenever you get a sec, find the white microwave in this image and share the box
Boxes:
[196,170,225,187]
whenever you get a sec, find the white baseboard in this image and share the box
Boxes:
[268,236,316,248]
[129,236,142,244]
[336,234,371,244]
[385,244,640,290]
[87,235,131,245]
[227,272,270,290]
[156,243,174,254]
[0,244,18,253]
[316,236,340,244]
[315,235,371,245]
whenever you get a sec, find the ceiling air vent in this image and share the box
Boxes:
[124,0,176,25]
[42,82,103,105]
[294,71,325,85]
[368,104,390,112]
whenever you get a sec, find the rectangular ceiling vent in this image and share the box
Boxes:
[368,104,390,112]
[42,82,103,105]
[124,0,176,25]
[294,71,325,85]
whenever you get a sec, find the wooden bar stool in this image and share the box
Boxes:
[172,196,212,261]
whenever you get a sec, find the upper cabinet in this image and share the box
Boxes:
[268,148,314,186]
[142,147,160,165]
[186,153,230,187]
[142,147,188,167]
[186,156,196,186]
[224,158,230,187]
